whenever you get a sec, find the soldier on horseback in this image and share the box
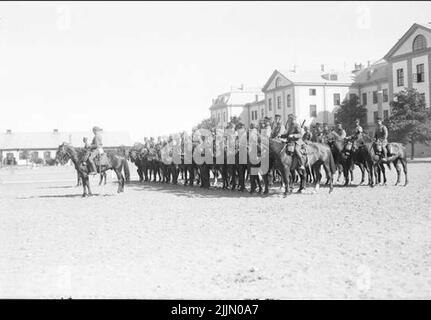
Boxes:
[270,114,286,139]
[87,126,103,175]
[302,125,312,142]
[312,122,323,143]
[374,117,389,161]
[334,122,346,139]
[281,114,305,170]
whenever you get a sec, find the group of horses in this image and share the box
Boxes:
[125,132,409,196]
[54,131,408,197]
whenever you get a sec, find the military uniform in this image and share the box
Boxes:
[335,127,346,140]
[374,123,389,158]
[88,127,103,174]
[271,122,286,139]
[281,117,305,169]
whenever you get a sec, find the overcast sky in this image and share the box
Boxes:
[0,1,430,140]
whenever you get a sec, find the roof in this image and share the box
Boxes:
[262,68,354,91]
[211,90,264,109]
[384,22,431,60]
[353,61,389,85]
[278,69,354,84]
[0,131,133,150]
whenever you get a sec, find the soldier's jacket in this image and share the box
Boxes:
[91,133,103,149]
[374,124,388,141]
[335,128,346,139]
[270,123,286,139]
[284,122,302,141]
[302,131,312,141]
[355,125,363,135]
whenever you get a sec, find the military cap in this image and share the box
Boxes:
[376,116,382,121]
[93,126,102,132]
[275,114,281,118]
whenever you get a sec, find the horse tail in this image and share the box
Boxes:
[122,158,130,183]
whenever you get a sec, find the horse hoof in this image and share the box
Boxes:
[296,189,303,194]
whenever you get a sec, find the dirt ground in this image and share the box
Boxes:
[0,162,430,299]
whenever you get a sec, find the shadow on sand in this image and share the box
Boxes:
[124,179,356,198]
[17,193,115,199]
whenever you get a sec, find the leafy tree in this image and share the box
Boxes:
[334,95,368,134]
[195,117,217,131]
[388,88,431,159]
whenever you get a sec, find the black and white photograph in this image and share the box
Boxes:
[1,1,431,306]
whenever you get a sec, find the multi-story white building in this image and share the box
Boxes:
[384,22,431,108]
[261,68,355,127]
[209,88,264,127]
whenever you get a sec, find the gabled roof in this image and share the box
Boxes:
[0,131,133,150]
[384,22,431,60]
[211,90,263,108]
[262,68,354,92]
[353,61,389,85]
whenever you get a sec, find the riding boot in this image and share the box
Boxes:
[88,159,98,175]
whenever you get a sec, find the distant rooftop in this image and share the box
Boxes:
[0,130,133,150]
[278,68,355,84]
[211,88,264,109]
[353,61,389,85]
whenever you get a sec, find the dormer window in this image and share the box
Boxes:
[329,74,338,81]
[413,34,427,52]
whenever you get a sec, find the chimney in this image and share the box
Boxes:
[53,129,59,134]
[6,129,12,134]
[321,64,325,72]
[367,60,371,67]
[255,94,259,102]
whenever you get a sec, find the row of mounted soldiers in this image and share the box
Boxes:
[126,113,393,193]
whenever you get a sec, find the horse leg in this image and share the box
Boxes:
[381,164,387,186]
[401,159,408,186]
[114,168,124,193]
[393,159,401,186]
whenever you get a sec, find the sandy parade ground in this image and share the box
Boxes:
[1,161,431,299]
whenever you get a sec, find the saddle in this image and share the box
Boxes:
[95,153,110,167]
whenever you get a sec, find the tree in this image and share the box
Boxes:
[334,95,368,134]
[388,88,431,160]
[194,117,217,131]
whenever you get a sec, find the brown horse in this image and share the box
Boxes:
[56,143,126,196]
[374,140,408,186]
[268,138,336,195]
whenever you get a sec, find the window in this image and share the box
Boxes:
[330,74,338,81]
[19,151,27,160]
[415,64,425,83]
[286,94,291,108]
[383,89,389,103]
[397,68,404,87]
[223,112,226,122]
[383,110,389,121]
[261,108,264,118]
[277,96,282,109]
[362,92,367,105]
[268,98,272,111]
[413,34,427,52]
[309,89,316,96]
[373,91,378,104]
[373,111,379,123]
[333,93,341,106]
[31,151,39,162]
[44,151,51,160]
[310,105,317,117]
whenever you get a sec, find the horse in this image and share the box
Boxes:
[374,139,408,186]
[56,143,126,196]
[326,132,354,186]
[268,138,336,195]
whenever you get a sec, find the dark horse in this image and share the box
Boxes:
[56,143,127,196]
[267,138,336,195]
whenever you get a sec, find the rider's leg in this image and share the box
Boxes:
[88,152,97,175]
[295,145,305,170]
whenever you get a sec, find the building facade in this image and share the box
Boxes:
[209,88,264,127]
